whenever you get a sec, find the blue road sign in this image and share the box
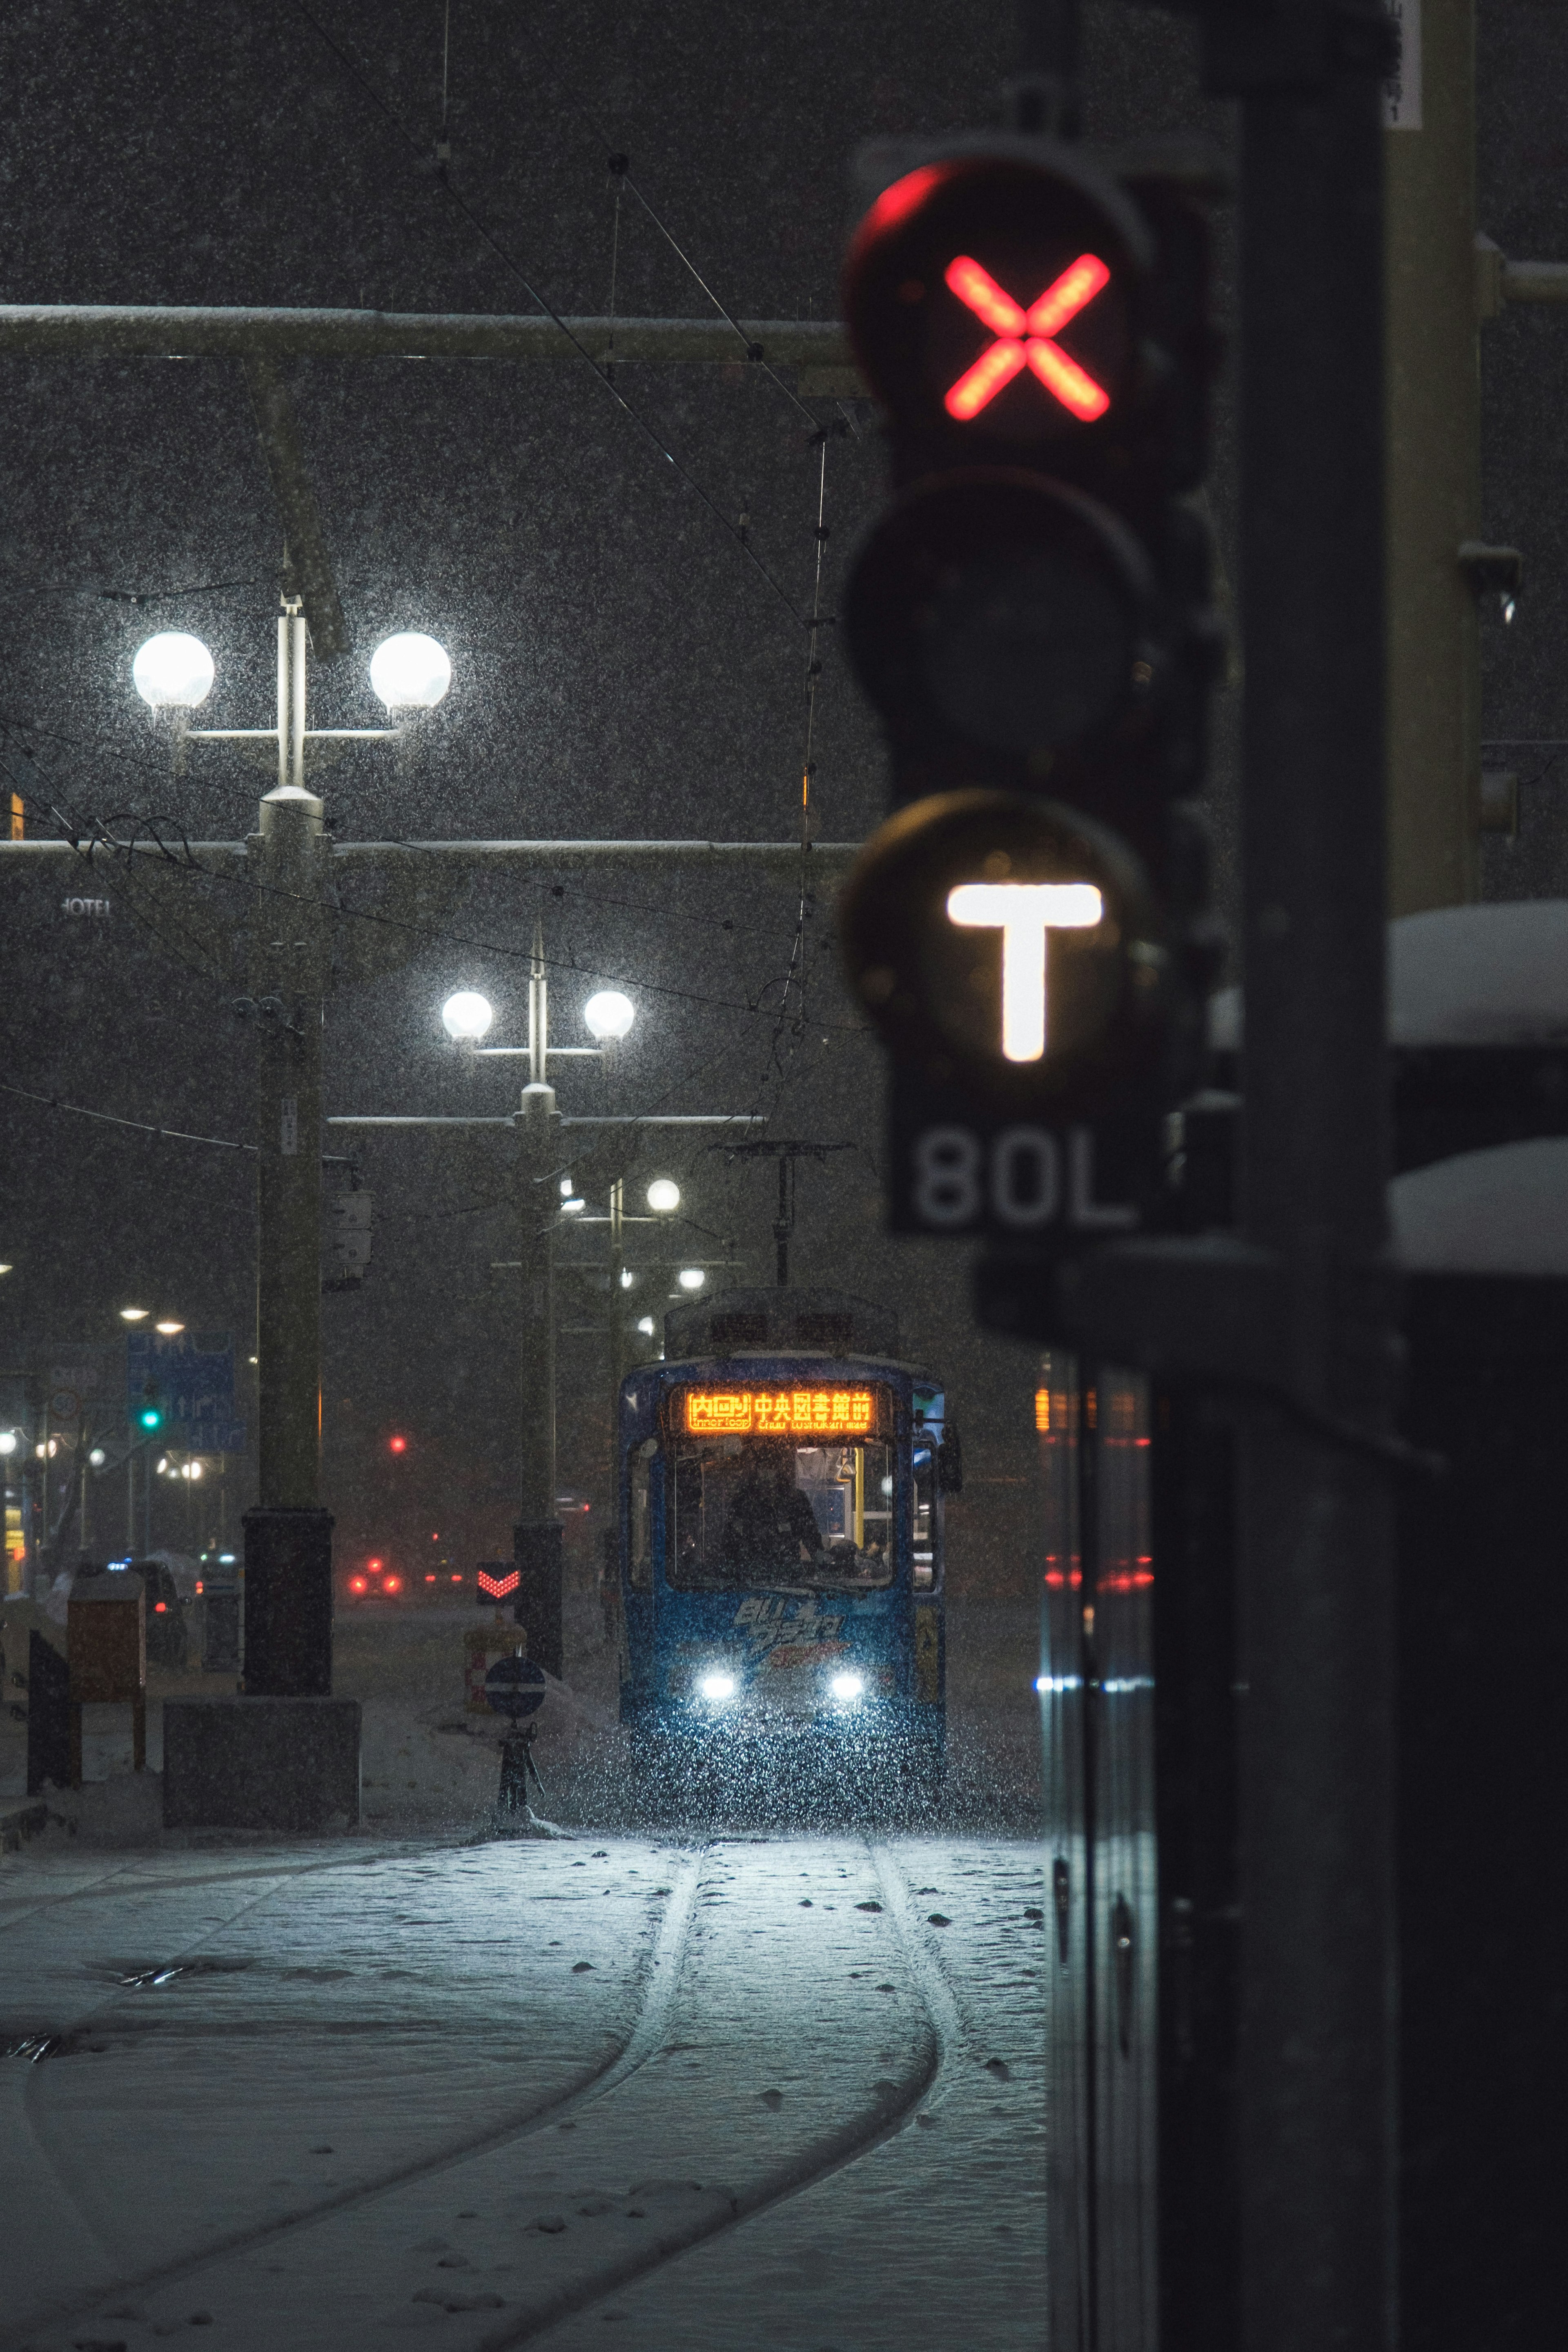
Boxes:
[484,1655,548,1722]
[126,1329,237,1447]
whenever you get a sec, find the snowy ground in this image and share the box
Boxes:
[0,1833,1045,2351]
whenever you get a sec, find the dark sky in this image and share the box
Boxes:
[1,0,1557,1572]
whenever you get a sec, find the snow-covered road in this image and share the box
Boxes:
[1,1835,1044,2351]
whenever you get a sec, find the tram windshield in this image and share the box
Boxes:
[669,1436,897,1590]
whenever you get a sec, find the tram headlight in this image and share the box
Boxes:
[697,1668,738,1703]
[829,1670,866,1704]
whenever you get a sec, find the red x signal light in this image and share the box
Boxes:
[943,254,1111,423]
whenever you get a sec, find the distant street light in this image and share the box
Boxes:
[120,1306,149,1322]
[636,1317,656,1336]
[155,1319,185,1335]
[0,1432,16,1455]
[647,1178,681,1214]
[370,632,452,713]
[678,1268,706,1291]
[0,1262,12,1276]
[132,631,215,709]
[442,990,494,1042]
[583,991,636,1042]
[89,1448,107,1468]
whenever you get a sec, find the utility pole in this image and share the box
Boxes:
[706,1139,854,1287]
[245,612,333,1690]
[512,931,564,1666]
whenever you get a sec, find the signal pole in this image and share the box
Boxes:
[830,7,1399,2348]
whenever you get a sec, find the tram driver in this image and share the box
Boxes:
[722,1449,826,1579]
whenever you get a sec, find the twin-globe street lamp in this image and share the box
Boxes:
[133,626,452,724]
[438,985,707,1308]
[124,603,456,1690]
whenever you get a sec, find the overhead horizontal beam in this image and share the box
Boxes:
[332,839,861,870]
[1501,259,1568,304]
[0,837,860,870]
[0,305,859,381]
[326,1113,767,1128]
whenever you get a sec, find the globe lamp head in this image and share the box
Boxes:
[132,633,215,709]
[370,632,452,712]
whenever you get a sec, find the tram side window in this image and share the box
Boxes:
[627,1439,657,1592]
[913,1450,937,1590]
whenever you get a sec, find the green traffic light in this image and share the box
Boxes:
[140,1407,163,1430]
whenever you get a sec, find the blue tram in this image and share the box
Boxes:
[615,1289,958,1805]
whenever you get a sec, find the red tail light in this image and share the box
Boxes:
[383,1576,402,1594]
[154,1601,168,1614]
[349,1575,368,1594]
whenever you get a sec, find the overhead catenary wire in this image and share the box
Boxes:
[0,1077,255,1156]
[286,0,812,634]
[503,20,821,429]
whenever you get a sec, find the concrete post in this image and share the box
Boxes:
[1386,0,1481,913]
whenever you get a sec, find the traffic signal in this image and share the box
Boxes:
[138,1379,164,1432]
[837,141,1223,1243]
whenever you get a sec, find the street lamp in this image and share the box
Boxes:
[442,990,494,1044]
[155,1319,184,1335]
[583,991,635,1043]
[120,1306,149,1322]
[0,1432,16,1456]
[678,1268,706,1292]
[132,632,215,709]
[647,1178,681,1214]
[370,632,452,713]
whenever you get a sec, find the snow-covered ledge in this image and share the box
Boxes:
[1209,900,1568,1052]
[1390,1138,1568,1276]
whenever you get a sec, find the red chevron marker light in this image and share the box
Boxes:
[478,1564,521,1599]
[943,252,1111,423]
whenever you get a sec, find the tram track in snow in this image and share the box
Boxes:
[497,1838,963,2347]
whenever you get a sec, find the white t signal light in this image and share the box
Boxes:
[947,881,1103,1061]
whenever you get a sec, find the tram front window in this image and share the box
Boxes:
[670,1438,896,1590]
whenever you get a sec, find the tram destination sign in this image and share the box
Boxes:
[682,1386,885,1439]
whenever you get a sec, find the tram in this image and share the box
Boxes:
[615,1289,958,1809]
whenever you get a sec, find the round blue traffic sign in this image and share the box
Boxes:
[485,1654,548,1722]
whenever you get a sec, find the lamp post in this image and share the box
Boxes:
[130,603,452,1694]
[330,943,762,1679]
[437,931,637,1673]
